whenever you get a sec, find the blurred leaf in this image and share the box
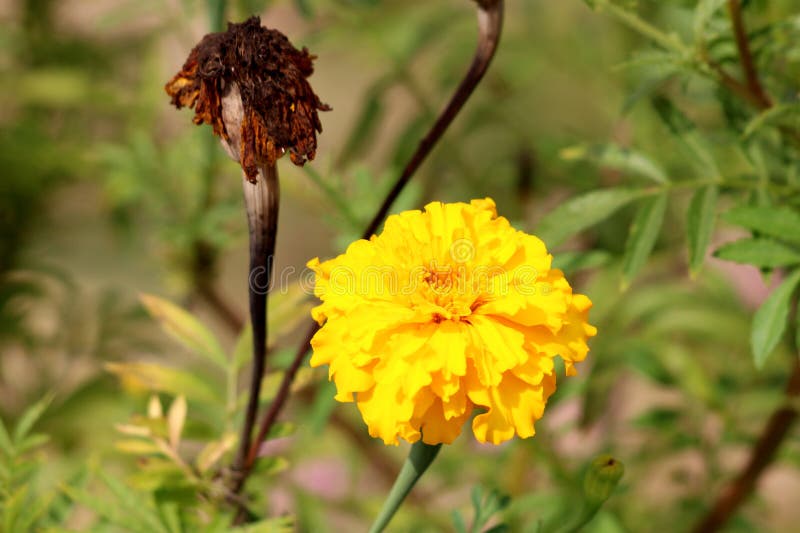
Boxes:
[157,501,182,533]
[560,143,669,184]
[337,81,388,168]
[234,322,253,371]
[105,362,222,404]
[687,185,718,276]
[294,0,314,18]
[715,238,800,268]
[115,439,162,455]
[140,294,227,369]
[0,417,13,457]
[12,394,53,445]
[633,408,681,429]
[234,516,294,532]
[166,396,187,450]
[537,188,646,247]
[693,0,727,39]
[268,421,295,440]
[622,194,668,286]
[148,395,164,419]
[751,269,800,369]
[552,250,613,276]
[309,380,338,434]
[253,456,289,476]
[652,97,719,176]
[722,206,800,246]
[743,103,800,138]
[196,433,237,473]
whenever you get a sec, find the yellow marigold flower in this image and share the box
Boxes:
[308,198,596,445]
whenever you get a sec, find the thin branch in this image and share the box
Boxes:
[691,358,800,533]
[727,0,772,110]
[243,0,506,477]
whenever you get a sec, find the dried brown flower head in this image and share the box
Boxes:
[165,16,330,182]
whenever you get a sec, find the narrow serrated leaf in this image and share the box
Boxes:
[196,433,237,473]
[140,294,227,369]
[743,103,800,138]
[560,143,669,184]
[537,188,646,247]
[723,206,800,246]
[12,394,53,445]
[623,194,668,286]
[166,396,186,450]
[751,270,800,369]
[687,185,718,276]
[715,239,800,268]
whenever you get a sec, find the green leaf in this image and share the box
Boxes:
[12,394,53,445]
[140,294,227,369]
[751,270,800,369]
[233,322,253,371]
[693,0,726,39]
[686,185,718,276]
[98,470,171,533]
[723,206,800,246]
[715,239,800,268]
[652,97,719,176]
[337,81,387,168]
[560,143,669,184]
[537,188,646,247]
[234,516,294,533]
[622,194,668,286]
[743,103,800,139]
[294,0,314,18]
[0,417,12,457]
[552,250,613,276]
[105,362,222,405]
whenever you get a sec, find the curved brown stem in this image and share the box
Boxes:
[362,0,504,239]
[243,0,505,479]
[692,359,800,533]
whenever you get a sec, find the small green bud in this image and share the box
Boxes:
[583,454,624,505]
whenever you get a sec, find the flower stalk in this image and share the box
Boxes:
[233,161,279,484]
[368,442,442,533]
[164,16,328,515]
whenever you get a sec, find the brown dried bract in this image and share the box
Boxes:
[165,16,330,182]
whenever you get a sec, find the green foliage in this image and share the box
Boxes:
[452,486,511,533]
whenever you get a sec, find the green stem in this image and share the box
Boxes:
[368,441,442,533]
[560,503,602,533]
[594,0,688,54]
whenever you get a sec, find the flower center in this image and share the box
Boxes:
[419,262,481,322]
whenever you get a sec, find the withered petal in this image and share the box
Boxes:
[165,16,329,181]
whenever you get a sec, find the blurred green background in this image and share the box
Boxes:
[2,0,800,531]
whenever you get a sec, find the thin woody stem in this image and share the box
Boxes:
[243,0,505,480]
[692,358,800,533]
[726,0,771,110]
[231,163,279,495]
